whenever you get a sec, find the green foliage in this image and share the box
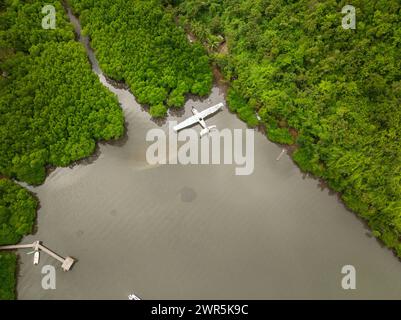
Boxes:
[0,252,17,300]
[227,89,259,128]
[0,178,36,300]
[0,0,124,185]
[175,0,401,254]
[0,179,37,245]
[0,0,74,52]
[292,147,323,177]
[149,104,168,118]
[227,88,246,112]
[267,127,294,145]
[68,0,213,114]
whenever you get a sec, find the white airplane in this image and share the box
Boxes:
[173,103,223,137]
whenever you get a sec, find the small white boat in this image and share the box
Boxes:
[33,251,40,265]
[128,293,141,300]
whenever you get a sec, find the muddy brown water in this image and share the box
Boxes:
[16,9,401,299]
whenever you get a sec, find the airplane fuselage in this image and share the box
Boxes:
[173,103,223,137]
[191,107,207,129]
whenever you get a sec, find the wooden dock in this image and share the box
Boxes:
[0,241,75,271]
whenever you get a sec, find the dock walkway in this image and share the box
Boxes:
[0,241,75,271]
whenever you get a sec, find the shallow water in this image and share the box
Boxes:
[16,9,401,299]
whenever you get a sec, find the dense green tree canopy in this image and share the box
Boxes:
[0,179,37,300]
[0,179,37,245]
[174,0,401,254]
[0,0,124,185]
[69,0,213,117]
[0,252,17,300]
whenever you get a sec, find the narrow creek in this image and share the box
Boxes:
[15,6,401,299]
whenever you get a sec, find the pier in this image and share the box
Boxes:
[0,241,75,271]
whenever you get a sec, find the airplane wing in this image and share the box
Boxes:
[173,103,224,132]
[173,115,199,131]
[197,103,224,119]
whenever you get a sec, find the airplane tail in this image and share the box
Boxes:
[200,125,217,137]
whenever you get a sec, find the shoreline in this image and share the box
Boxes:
[6,0,401,301]
[177,16,401,263]
[0,180,39,300]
